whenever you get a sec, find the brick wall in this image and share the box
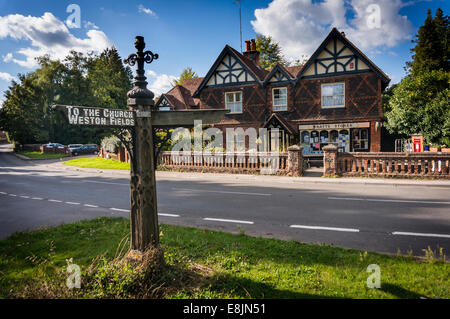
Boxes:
[199,72,383,131]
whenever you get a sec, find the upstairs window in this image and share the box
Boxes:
[225,92,243,113]
[321,83,345,109]
[272,87,287,111]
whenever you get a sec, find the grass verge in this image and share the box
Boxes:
[0,217,448,299]
[63,157,130,170]
[18,151,69,159]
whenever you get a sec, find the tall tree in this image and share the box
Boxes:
[385,8,450,146]
[255,34,287,70]
[172,67,197,86]
[407,8,449,75]
[0,74,49,144]
[87,47,133,108]
[0,48,133,146]
[384,70,449,145]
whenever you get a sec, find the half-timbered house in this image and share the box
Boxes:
[157,28,390,156]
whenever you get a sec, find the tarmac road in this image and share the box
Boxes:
[1,144,449,257]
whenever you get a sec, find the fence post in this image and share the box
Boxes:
[323,144,339,177]
[287,145,303,176]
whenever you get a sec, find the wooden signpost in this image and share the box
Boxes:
[54,36,228,259]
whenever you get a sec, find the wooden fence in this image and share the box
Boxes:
[158,151,290,174]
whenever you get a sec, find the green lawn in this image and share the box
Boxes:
[0,217,448,299]
[18,151,69,159]
[63,157,130,170]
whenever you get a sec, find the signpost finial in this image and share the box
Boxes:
[124,36,159,108]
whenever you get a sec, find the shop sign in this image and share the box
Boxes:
[299,122,370,130]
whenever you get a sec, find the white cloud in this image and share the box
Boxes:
[138,5,157,17]
[251,0,414,60]
[0,72,16,82]
[84,21,99,30]
[0,12,113,68]
[2,53,13,62]
[147,70,176,96]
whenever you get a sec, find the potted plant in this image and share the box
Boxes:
[429,144,441,152]
[441,145,450,153]
[441,138,450,153]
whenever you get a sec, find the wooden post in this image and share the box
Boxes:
[125,36,160,255]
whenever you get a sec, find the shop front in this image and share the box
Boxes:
[299,122,373,155]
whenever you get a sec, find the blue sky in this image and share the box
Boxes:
[0,0,448,105]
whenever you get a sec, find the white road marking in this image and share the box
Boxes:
[328,197,450,205]
[290,225,360,233]
[84,204,99,208]
[0,191,7,195]
[83,180,128,186]
[173,187,271,196]
[20,196,30,199]
[9,194,17,197]
[48,199,62,203]
[203,217,254,225]
[31,197,43,200]
[65,202,80,205]
[110,208,128,212]
[158,213,180,218]
[392,231,450,239]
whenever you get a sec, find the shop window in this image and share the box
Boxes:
[330,130,339,143]
[301,131,310,154]
[321,83,345,109]
[320,131,329,144]
[338,130,350,152]
[351,128,369,151]
[310,131,321,153]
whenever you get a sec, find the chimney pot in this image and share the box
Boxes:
[251,39,256,51]
[245,40,251,52]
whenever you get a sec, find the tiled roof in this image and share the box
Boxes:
[285,65,304,78]
[163,77,204,109]
[263,112,297,135]
[160,27,389,107]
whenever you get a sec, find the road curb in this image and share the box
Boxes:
[12,152,31,161]
[42,162,450,187]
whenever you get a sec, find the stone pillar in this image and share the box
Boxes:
[287,145,303,176]
[323,144,339,177]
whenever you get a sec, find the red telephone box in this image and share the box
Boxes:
[412,135,423,153]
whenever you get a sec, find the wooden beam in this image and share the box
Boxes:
[151,109,229,127]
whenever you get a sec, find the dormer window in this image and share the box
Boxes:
[321,83,345,108]
[225,92,243,114]
[272,87,287,111]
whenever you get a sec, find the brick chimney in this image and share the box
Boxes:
[243,38,260,66]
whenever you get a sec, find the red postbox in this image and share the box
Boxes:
[412,135,423,153]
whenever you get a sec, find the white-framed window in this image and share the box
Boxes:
[321,83,345,109]
[225,91,243,114]
[272,87,287,111]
